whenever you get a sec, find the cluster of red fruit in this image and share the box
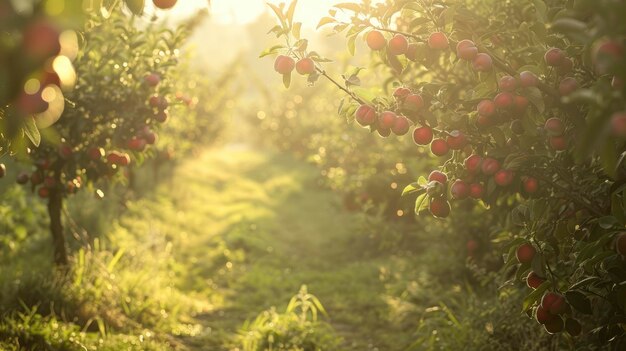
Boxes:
[365,31,494,74]
[15,158,83,198]
[274,55,316,76]
[514,243,582,336]
[421,155,539,218]
[146,73,171,123]
[354,88,420,137]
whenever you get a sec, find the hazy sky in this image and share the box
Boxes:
[169,0,342,29]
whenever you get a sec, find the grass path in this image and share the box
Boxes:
[122,146,413,350]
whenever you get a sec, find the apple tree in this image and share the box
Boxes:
[263,0,626,346]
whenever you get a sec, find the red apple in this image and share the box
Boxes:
[428,170,448,184]
[391,116,410,135]
[413,126,434,145]
[469,183,484,199]
[378,111,397,129]
[544,48,565,67]
[428,32,449,50]
[388,34,408,55]
[451,180,469,199]
[274,55,295,74]
[516,243,536,264]
[355,105,377,126]
[446,131,467,150]
[472,53,493,71]
[481,157,500,176]
[430,197,451,218]
[296,58,315,75]
[456,39,477,60]
[430,138,449,156]
[465,154,482,174]
[366,30,386,51]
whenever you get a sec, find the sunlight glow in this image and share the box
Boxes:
[174,0,344,29]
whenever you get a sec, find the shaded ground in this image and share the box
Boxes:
[116,146,414,350]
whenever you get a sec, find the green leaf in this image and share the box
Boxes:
[125,0,144,15]
[267,3,287,30]
[282,72,291,88]
[532,0,547,22]
[489,127,507,147]
[565,291,592,314]
[402,182,425,196]
[317,17,336,29]
[333,3,361,12]
[600,139,617,179]
[24,117,41,147]
[414,193,429,215]
[522,281,550,312]
[286,0,298,27]
[524,87,545,113]
[292,22,302,40]
[347,34,357,56]
[259,45,285,58]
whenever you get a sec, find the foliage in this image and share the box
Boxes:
[263,0,626,348]
[238,285,341,351]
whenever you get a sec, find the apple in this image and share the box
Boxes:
[404,93,424,112]
[469,183,484,199]
[494,169,514,186]
[465,154,482,174]
[388,34,408,55]
[456,39,477,60]
[296,58,315,75]
[549,135,568,151]
[446,131,467,150]
[153,0,177,9]
[378,111,397,129]
[526,271,545,289]
[366,30,386,51]
[481,157,500,176]
[16,171,29,184]
[428,170,448,184]
[516,243,536,264]
[144,73,161,87]
[413,126,433,145]
[472,53,493,71]
[451,180,469,199]
[274,55,295,74]
[430,138,449,156]
[428,32,449,50]
[559,77,578,96]
[477,99,496,117]
[544,48,565,67]
[430,197,451,218]
[523,177,539,194]
[519,71,539,87]
[393,87,411,100]
[494,92,514,109]
[391,116,410,135]
[535,305,556,325]
[544,118,565,136]
[498,75,518,92]
[355,105,377,126]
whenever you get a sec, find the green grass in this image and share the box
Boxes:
[101,147,417,350]
[2,146,545,350]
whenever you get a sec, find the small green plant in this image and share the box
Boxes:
[238,285,341,351]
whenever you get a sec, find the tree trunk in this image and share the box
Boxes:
[48,187,68,266]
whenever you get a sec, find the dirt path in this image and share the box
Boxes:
[131,147,412,350]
